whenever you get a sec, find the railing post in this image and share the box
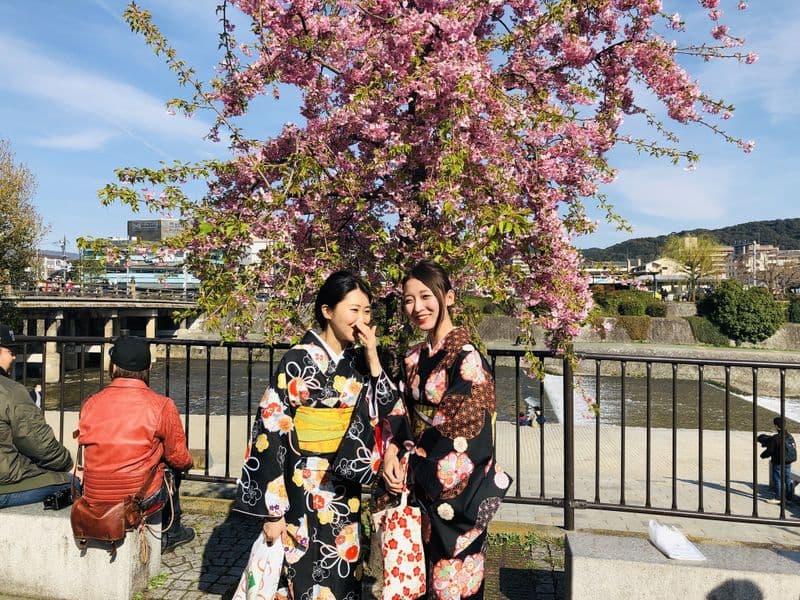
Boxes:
[563,356,575,530]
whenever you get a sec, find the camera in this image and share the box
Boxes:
[43,487,73,511]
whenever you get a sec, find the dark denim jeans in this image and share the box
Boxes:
[142,467,183,530]
[771,462,794,500]
[0,474,80,509]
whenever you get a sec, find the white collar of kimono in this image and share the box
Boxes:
[310,330,345,365]
[426,327,455,355]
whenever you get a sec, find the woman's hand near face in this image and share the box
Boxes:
[353,321,381,376]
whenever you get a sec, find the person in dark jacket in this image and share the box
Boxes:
[758,416,796,504]
[0,323,74,508]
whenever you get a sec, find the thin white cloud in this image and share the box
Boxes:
[613,164,729,222]
[0,33,211,148]
[93,0,128,26]
[32,129,117,151]
[696,7,800,120]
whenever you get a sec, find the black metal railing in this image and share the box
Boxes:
[16,335,800,530]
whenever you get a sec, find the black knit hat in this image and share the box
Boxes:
[109,336,151,371]
[774,416,786,430]
[0,323,17,350]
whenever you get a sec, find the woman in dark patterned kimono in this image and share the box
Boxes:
[234,271,405,600]
[382,260,512,600]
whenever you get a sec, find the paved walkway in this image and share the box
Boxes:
[136,501,565,600]
[125,417,800,599]
[492,422,800,547]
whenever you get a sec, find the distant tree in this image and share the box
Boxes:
[662,235,723,301]
[106,2,759,351]
[70,249,107,288]
[760,260,800,298]
[0,140,46,288]
[701,280,783,344]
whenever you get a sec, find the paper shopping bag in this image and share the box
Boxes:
[233,532,285,600]
[373,492,426,600]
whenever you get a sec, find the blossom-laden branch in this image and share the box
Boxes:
[106,0,757,352]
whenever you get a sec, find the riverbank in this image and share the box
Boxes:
[485,337,800,399]
[575,342,800,398]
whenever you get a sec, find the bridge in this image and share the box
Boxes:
[2,289,199,382]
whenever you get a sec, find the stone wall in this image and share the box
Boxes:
[479,314,800,353]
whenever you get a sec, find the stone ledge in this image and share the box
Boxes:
[566,530,800,600]
[0,503,160,600]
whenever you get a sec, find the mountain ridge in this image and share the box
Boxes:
[580,218,800,262]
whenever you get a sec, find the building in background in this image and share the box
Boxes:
[127,219,182,242]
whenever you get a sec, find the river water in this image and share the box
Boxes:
[35,360,797,433]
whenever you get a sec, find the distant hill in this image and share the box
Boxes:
[580,218,800,262]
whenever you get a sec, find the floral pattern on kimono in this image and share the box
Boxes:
[233,331,404,600]
[395,327,512,600]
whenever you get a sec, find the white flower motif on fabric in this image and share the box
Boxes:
[494,471,510,490]
[437,502,455,521]
[462,344,475,352]
[459,349,486,384]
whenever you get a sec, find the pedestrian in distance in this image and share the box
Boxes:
[233,270,406,600]
[381,259,512,600]
[758,416,796,504]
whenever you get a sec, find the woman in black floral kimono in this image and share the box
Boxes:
[382,260,512,600]
[234,271,405,600]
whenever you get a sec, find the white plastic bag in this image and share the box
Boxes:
[233,532,285,600]
[648,519,705,561]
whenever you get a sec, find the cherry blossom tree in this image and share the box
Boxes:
[104,0,757,351]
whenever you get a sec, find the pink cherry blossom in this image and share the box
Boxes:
[111,1,759,353]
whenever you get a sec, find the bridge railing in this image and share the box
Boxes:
[15,335,800,530]
[5,286,198,300]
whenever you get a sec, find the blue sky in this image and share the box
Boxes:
[1,1,798,256]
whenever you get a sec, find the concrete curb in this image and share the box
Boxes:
[180,495,800,551]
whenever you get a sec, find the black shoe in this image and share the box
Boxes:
[162,525,195,554]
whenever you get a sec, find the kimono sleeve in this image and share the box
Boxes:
[233,357,294,519]
[410,346,512,556]
[332,369,407,485]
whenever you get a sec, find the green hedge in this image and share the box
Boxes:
[593,289,664,318]
[645,303,667,317]
[685,316,730,347]
[789,297,800,324]
[617,315,651,341]
[617,299,646,316]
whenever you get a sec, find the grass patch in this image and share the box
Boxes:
[616,315,651,341]
[487,530,559,549]
[148,572,169,590]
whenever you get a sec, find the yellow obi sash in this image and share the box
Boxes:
[295,406,354,453]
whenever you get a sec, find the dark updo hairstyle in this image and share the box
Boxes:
[401,260,453,330]
[314,270,372,330]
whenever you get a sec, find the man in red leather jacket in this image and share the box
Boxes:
[78,336,194,553]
